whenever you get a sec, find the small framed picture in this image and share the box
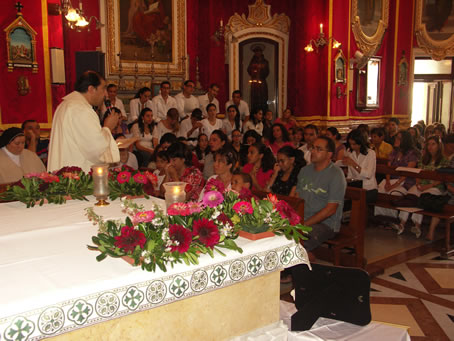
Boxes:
[334,50,346,83]
[4,13,38,72]
[398,53,408,86]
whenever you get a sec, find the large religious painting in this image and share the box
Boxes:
[105,0,186,78]
[415,0,454,60]
[351,0,389,57]
[119,0,172,62]
[240,39,278,115]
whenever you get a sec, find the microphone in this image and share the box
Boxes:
[104,99,112,115]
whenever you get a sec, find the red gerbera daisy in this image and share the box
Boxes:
[114,226,146,253]
[133,173,148,184]
[192,218,220,248]
[117,171,131,184]
[169,224,192,253]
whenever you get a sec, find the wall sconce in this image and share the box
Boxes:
[304,23,341,53]
[212,19,224,44]
[48,0,103,31]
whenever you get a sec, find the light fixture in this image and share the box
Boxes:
[48,0,103,31]
[211,19,224,44]
[304,23,341,53]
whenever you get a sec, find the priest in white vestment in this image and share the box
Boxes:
[48,71,120,173]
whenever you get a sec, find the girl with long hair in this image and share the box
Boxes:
[222,105,241,140]
[268,123,293,156]
[242,142,276,191]
[130,107,155,167]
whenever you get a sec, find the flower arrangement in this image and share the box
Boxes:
[0,167,92,207]
[108,165,158,200]
[86,184,310,273]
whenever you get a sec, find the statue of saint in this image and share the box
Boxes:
[247,44,270,113]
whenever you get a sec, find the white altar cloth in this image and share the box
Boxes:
[0,197,310,341]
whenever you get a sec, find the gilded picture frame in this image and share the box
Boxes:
[334,50,347,83]
[4,13,38,73]
[104,0,186,77]
[415,0,454,61]
[351,0,389,57]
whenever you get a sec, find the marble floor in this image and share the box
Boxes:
[283,221,454,340]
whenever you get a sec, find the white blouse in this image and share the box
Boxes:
[344,148,377,190]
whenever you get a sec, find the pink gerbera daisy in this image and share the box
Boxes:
[167,202,191,216]
[202,191,224,208]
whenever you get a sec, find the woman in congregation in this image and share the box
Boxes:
[374,130,420,226]
[194,133,210,169]
[243,108,264,136]
[268,123,294,156]
[325,126,345,162]
[407,126,422,150]
[201,103,223,138]
[292,127,305,149]
[128,87,153,125]
[343,128,378,203]
[267,146,306,196]
[262,109,274,142]
[161,142,205,201]
[130,108,155,167]
[240,130,262,167]
[222,105,241,140]
[396,135,449,238]
[242,142,276,192]
[274,108,297,132]
[152,108,180,148]
[203,130,228,179]
[0,127,46,185]
[199,147,237,199]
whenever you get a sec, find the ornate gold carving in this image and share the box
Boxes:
[351,0,389,56]
[105,0,186,77]
[415,0,454,61]
[225,0,290,36]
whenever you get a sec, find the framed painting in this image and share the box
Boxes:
[351,0,389,57]
[415,0,454,60]
[4,13,38,72]
[104,0,186,78]
[334,50,346,83]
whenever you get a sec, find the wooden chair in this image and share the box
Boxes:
[313,186,367,268]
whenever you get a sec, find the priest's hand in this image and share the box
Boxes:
[103,112,120,132]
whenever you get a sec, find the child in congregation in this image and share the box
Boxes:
[231,172,253,194]
[153,151,169,193]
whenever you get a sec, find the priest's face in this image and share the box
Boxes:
[90,79,107,107]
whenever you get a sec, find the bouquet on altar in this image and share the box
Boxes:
[0,166,92,207]
[108,165,158,200]
[86,178,311,273]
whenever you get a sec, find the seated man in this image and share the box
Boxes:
[22,119,49,164]
[296,136,346,251]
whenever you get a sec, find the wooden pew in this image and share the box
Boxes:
[374,164,454,258]
[313,186,367,268]
[253,187,367,268]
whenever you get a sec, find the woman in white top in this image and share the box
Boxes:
[243,108,264,136]
[201,103,223,138]
[0,127,46,184]
[222,105,241,140]
[128,87,154,124]
[130,108,155,167]
[152,108,180,147]
[343,128,377,203]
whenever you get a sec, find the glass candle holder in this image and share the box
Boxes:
[163,182,187,208]
[91,164,110,206]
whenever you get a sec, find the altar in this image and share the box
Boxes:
[0,197,310,340]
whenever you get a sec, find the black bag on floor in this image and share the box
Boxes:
[291,263,371,331]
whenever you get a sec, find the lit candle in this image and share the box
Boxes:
[320,23,323,34]
[92,164,110,206]
[164,182,187,209]
[220,19,223,27]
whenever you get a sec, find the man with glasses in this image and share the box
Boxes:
[152,81,178,122]
[296,136,346,252]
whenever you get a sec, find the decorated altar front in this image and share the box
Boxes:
[0,196,310,340]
